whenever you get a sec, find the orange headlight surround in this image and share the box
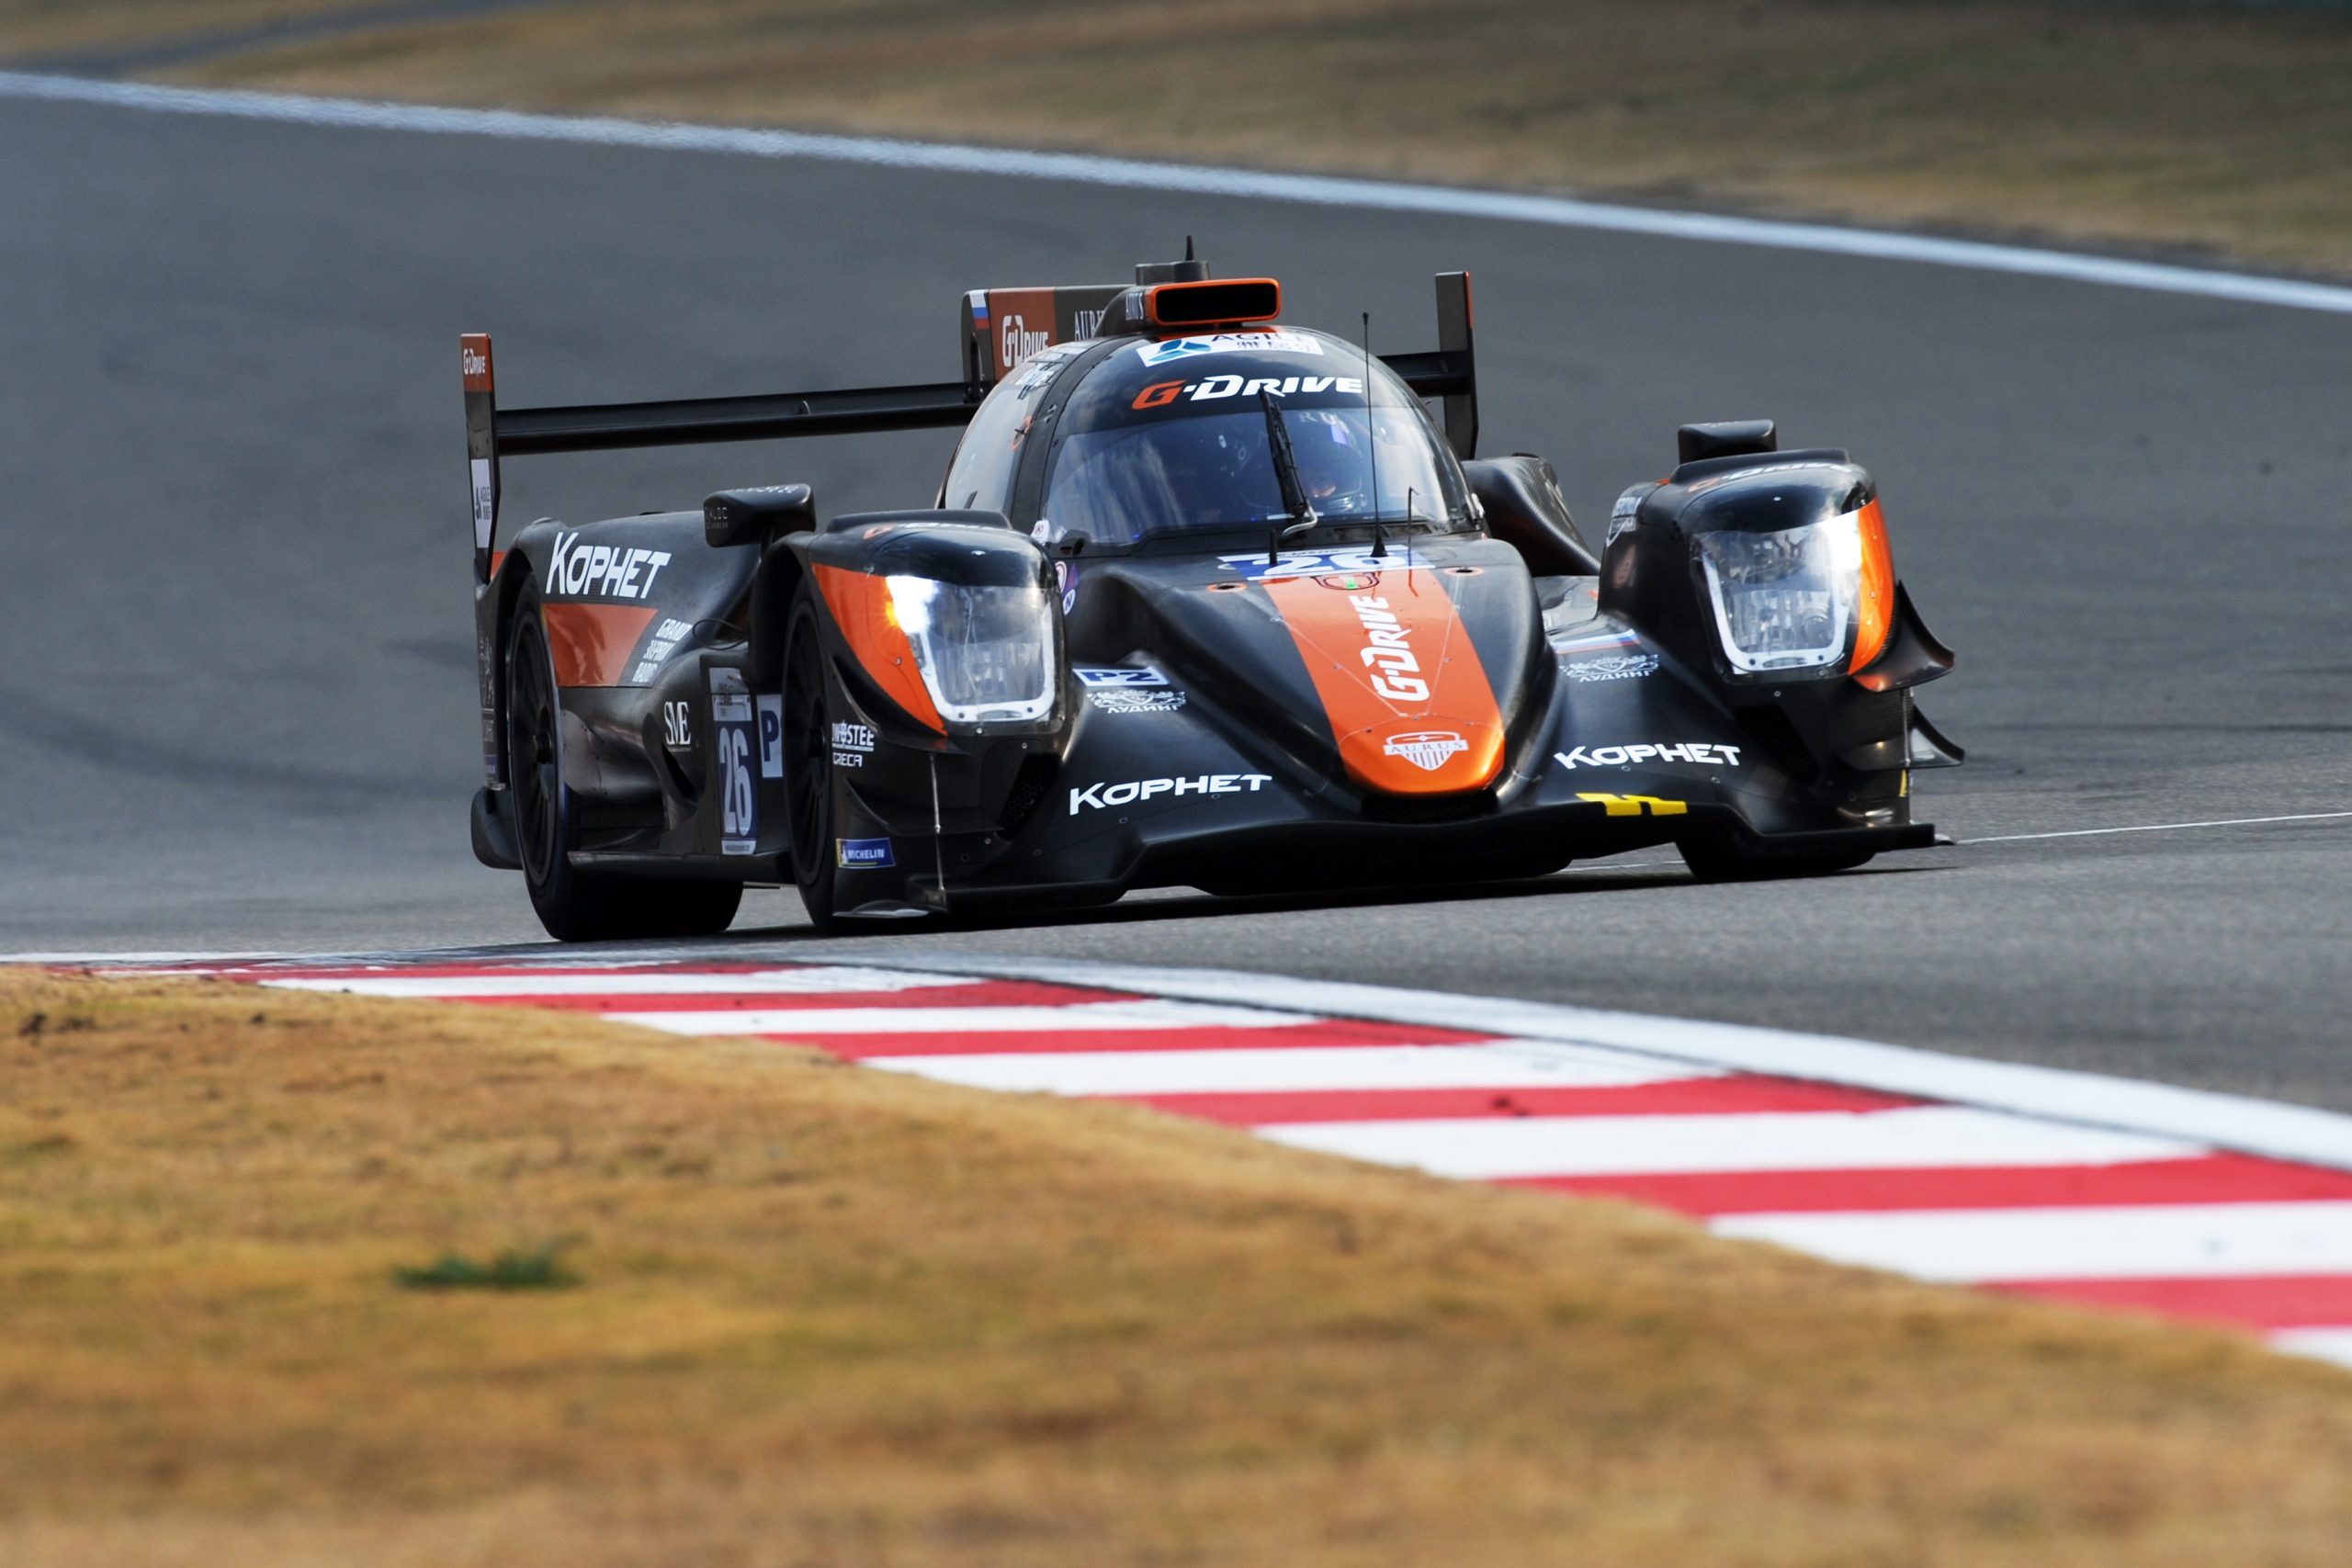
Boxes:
[1849,498,1895,676]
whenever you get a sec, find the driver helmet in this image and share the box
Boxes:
[1291,409,1372,513]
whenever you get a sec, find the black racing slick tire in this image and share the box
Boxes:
[781,591,844,935]
[1677,835,1873,885]
[505,590,742,942]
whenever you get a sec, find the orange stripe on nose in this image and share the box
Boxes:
[1265,569,1504,795]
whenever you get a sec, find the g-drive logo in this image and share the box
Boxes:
[546,532,672,600]
[1001,314,1050,369]
[1351,594,1426,703]
[1069,773,1271,815]
[1131,373,1363,411]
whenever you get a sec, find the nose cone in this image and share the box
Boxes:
[1264,569,1506,796]
[1339,717,1506,795]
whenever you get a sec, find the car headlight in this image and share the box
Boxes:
[885,573,1058,726]
[1694,500,1893,676]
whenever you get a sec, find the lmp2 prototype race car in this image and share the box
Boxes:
[462,254,1959,940]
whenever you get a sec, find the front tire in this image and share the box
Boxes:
[505,590,742,942]
[781,591,844,934]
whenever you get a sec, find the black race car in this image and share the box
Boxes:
[462,254,1958,940]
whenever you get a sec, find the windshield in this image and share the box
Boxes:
[1041,341,1462,548]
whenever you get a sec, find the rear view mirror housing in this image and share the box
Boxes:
[704,483,815,547]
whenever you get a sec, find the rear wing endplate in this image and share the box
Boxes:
[1386,271,1477,465]
[464,270,1476,581]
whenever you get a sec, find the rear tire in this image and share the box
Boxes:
[505,591,742,942]
[1678,835,1872,885]
[781,592,844,934]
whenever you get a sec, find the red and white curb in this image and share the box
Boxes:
[58,953,2352,1371]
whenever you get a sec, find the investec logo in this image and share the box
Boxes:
[546,532,673,601]
[1351,594,1429,703]
[1069,773,1272,815]
[1383,730,1467,772]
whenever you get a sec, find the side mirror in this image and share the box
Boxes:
[705,483,815,548]
[1676,421,1777,465]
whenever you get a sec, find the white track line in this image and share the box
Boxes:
[1261,1106,2195,1181]
[2269,1327,2352,1370]
[602,998,1306,1037]
[1966,811,2352,844]
[1716,1201,2352,1284]
[844,955,2352,1173]
[870,1040,1711,1096]
[6,71,2352,315]
[258,965,968,997]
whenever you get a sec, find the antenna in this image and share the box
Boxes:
[1185,234,1195,262]
[1362,311,1385,560]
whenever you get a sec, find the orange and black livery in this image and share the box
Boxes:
[459,250,1956,940]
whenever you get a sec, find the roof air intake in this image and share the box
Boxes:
[1146,277,1282,329]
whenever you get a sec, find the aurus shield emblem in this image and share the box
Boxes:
[1381,730,1469,773]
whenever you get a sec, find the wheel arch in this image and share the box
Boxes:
[486,547,541,788]
[747,536,810,688]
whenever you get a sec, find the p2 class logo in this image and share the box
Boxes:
[707,673,758,855]
[755,694,784,780]
[1382,730,1469,773]
[1074,666,1170,688]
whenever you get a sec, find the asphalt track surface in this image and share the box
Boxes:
[3,90,2346,1107]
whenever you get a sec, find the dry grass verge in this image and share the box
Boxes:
[0,0,389,61]
[4,965,2350,1566]
[6,1,2351,276]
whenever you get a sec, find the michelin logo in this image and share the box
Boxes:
[1555,742,1743,769]
[836,837,894,868]
[546,532,672,601]
[1069,773,1271,815]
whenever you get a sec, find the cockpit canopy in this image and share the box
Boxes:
[1044,330,1468,549]
[939,323,1472,553]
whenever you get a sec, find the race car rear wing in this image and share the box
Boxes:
[464,270,1476,581]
